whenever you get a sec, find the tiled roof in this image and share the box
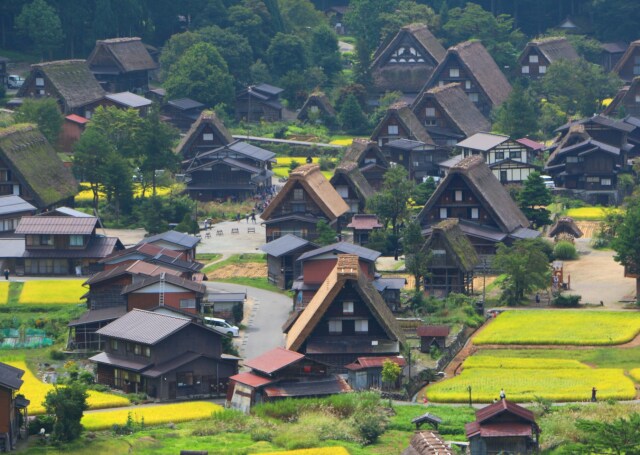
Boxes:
[261,234,315,257]
[15,216,97,235]
[230,372,274,388]
[243,348,305,375]
[475,399,536,424]
[89,351,152,371]
[347,214,383,230]
[416,325,450,337]
[297,241,381,263]
[345,356,406,370]
[0,195,35,216]
[0,362,24,390]
[84,260,181,285]
[96,309,192,345]
[143,352,204,378]
[65,114,89,125]
[139,231,200,249]
[121,272,206,295]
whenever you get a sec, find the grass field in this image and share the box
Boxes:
[202,253,265,274]
[0,282,7,304]
[473,310,640,346]
[19,280,86,305]
[5,361,130,414]
[82,401,222,430]
[462,356,589,370]
[564,207,622,221]
[426,366,635,403]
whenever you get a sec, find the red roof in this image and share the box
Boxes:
[229,372,274,388]
[475,399,536,424]
[243,347,305,375]
[344,356,406,371]
[417,325,450,337]
[465,421,533,438]
[65,114,89,125]
[516,137,544,151]
[347,214,383,230]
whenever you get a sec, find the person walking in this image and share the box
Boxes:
[591,387,597,402]
[3,269,8,281]
[499,388,506,400]
[251,211,256,224]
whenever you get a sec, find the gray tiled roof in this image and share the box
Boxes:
[0,362,24,390]
[0,195,35,216]
[297,242,381,263]
[228,141,276,162]
[105,91,152,108]
[139,230,200,249]
[89,351,152,371]
[95,309,190,345]
[261,234,314,257]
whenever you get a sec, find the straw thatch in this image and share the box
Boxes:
[422,219,479,272]
[88,37,157,73]
[370,102,434,145]
[297,91,336,121]
[175,110,234,159]
[518,37,579,66]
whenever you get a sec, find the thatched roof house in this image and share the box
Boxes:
[604,76,640,118]
[297,91,336,124]
[518,37,578,79]
[548,216,583,240]
[370,102,434,146]
[613,40,640,82]
[175,110,234,162]
[0,124,77,209]
[330,161,375,214]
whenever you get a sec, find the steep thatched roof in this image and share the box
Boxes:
[418,155,530,233]
[603,77,640,116]
[613,40,640,78]
[519,37,579,65]
[422,219,479,272]
[88,37,157,73]
[342,139,389,168]
[175,110,234,159]
[412,83,490,137]
[18,60,105,110]
[330,161,376,202]
[548,216,583,238]
[370,102,434,145]
[286,254,405,351]
[297,91,336,121]
[401,430,454,455]
[261,164,349,221]
[0,124,77,208]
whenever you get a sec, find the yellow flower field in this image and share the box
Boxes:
[0,282,7,304]
[329,138,353,146]
[19,280,86,305]
[473,310,640,346]
[260,448,350,455]
[6,361,130,414]
[82,401,222,430]
[564,207,622,221]
[76,183,176,203]
[630,368,640,382]
[427,367,635,403]
[462,356,589,370]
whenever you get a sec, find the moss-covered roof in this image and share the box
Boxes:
[0,124,78,208]
[423,218,480,272]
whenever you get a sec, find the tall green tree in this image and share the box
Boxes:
[315,219,337,245]
[493,82,538,139]
[379,0,438,44]
[73,128,111,211]
[576,413,640,455]
[137,108,179,196]
[196,26,254,87]
[403,220,430,291]
[44,383,88,443]
[279,0,323,34]
[15,98,63,145]
[517,171,552,229]
[493,239,550,305]
[309,24,342,81]
[611,198,640,302]
[15,0,64,59]
[338,93,368,134]
[267,33,308,78]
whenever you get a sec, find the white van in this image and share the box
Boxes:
[7,75,24,89]
[204,317,239,337]
[540,175,555,189]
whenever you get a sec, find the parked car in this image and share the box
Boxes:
[204,317,239,337]
[540,175,555,189]
[7,75,24,89]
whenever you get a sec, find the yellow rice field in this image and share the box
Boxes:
[630,368,640,383]
[426,367,635,403]
[473,310,640,346]
[81,401,222,430]
[6,361,130,415]
[462,356,589,370]
[329,138,353,146]
[19,280,86,305]
[0,282,7,304]
[76,183,176,203]
[260,449,350,455]
[564,207,622,221]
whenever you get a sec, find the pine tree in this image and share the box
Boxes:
[517,171,552,229]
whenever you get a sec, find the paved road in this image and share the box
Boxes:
[204,281,292,365]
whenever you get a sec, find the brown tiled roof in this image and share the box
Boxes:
[401,430,454,455]
[15,216,97,235]
[261,164,349,221]
[121,272,206,295]
[475,399,537,424]
[297,91,336,121]
[89,37,157,73]
[84,260,181,285]
[345,355,406,370]
[422,219,479,272]
[230,371,274,388]
[519,37,579,65]
[347,214,383,230]
[243,347,305,375]
[416,325,450,337]
[95,309,192,344]
[370,102,435,145]
[174,110,234,159]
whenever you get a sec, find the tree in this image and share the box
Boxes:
[15,98,63,145]
[576,413,640,455]
[413,177,437,206]
[611,198,640,302]
[73,128,112,210]
[309,24,342,81]
[158,31,199,79]
[195,26,254,88]
[379,0,438,44]
[338,93,368,134]
[44,383,88,443]
[140,196,169,235]
[315,220,337,245]
[381,359,402,391]
[493,82,538,139]
[15,0,64,59]
[228,4,270,60]
[165,42,234,109]
[493,239,550,306]
[403,220,430,291]
[175,212,199,235]
[279,0,324,34]
[517,171,552,229]
[267,33,308,78]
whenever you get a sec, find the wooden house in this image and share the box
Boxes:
[90,309,239,400]
[613,40,640,83]
[601,42,627,72]
[138,231,200,262]
[261,164,349,242]
[370,23,446,96]
[423,41,512,117]
[417,325,450,352]
[456,132,540,184]
[411,83,490,148]
[0,56,8,87]
[0,196,35,236]
[297,91,336,125]
[87,37,157,93]
[99,242,203,277]
[286,254,406,373]
[341,139,389,191]
[623,115,640,157]
[417,155,538,257]
[517,37,578,79]
[162,98,205,132]
[261,234,318,290]
[175,110,234,162]
[330,162,375,216]
[382,139,447,182]
[372,277,406,312]
[370,101,435,147]
[58,114,88,153]
[345,355,406,390]
[346,214,383,246]
[401,430,454,455]
[604,76,640,118]
[228,348,349,413]
[421,218,479,297]
[553,115,634,152]
[67,306,127,352]
[465,399,540,455]
[183,140,275,201]
[122,272,206,314]
[13,216,123,276]
[17,60,105,116]
[545,125,625,205]
[236,83,284,122]
[0,362,28,452]
[548,216,583,242]
[102,91,152,116]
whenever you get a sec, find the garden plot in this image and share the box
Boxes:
[19,280,86,305]
[473,310,640,346]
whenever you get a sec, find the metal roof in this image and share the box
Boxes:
[373,277,406,291]
[264,376,350,397]
[0,195,35,216]
[252,83,284,96]
[143,351,204,378]
[385,138,429,150]
[230,371,274,388]
[84,260,181,285]
[416,325,450,337]
[121,273,205,295]
[22,236,121,260]
[207,292,246,302]
[243,348,305,375]
[0,362,24,390]
[15,216,97,235]
[139,230,200,249]
[105,91,152,108]
[95,309,191,345]
[456,132,510,151]
[260,234,314,257]
[167,98,204,111]
[297,242,381,263]
[65,114,89,124]
[89,351,152,371]
[346,214,383,230]
[51,207,94,217]
[228,141,276,162]
[68,306,127,327]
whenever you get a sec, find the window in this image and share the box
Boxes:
[143,346,151,357]
[292,203,306,213]
[586,176,600,183]
[471,207,479,219]
[468,93,479,102]
[355,319,368,333]
[85,110,92,119]
[310,105,319,113]
[336,185,349,198]
[35,77,44,86]
[465,80,471,90]
[328,320,342,333]
[529,54,539,63]
[601,178,612,186]
[449,68,460,77]
[110,339,118,350]
[293,188,304,201]
[388,125,399,135]
[343,301,354,314]
[495,151,504,160]
[69,235,83,246]
[40,235,53,246]
[134,344,142,355]
[0,170,9,182]
[37,89,45,95]
[454,190,463,201]
[636,95,640,103]
[509,151,522,160]
[177,372,194,387]
[439,207,447,219]
[566,156,579,163]
[180,298,196,309]
[364,158,376,165]
[539,65,547,74]
[432,249,446,256]
[202,133,214,141]
[521,65,530,74]
[425,107,436,117]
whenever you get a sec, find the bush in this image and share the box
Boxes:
[49,349,65,360]
[250,425,274,442]
[353,409,387,445]
[288,160,300,171]
[28,415,55,435]
[318,155,335,171]
[232,303,244,325]
[554,241,578,260]
[552,293,581,307]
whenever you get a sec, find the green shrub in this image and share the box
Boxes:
[49,349,65,360]
[288,160,300,171]
[353,408,387,445]
[554,241,578,260]
[249,425,274,442]
[318,155,335,171]
[273,428,319,450]
[552,293,581,307]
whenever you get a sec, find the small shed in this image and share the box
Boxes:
[411,412,444,430]
[345,355,406,390]
[204,292,246,322]
[346,214,383,246]
[548,216,583,243]
[417,325,450,352]
[401,430,454,455]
